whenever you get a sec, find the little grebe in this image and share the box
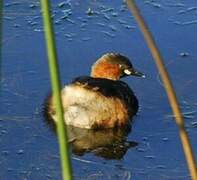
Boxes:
[45,53,145,129]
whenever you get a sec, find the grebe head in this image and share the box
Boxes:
[91,53,145,80]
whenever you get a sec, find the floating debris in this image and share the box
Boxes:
[67,38,73,42]
[46,174,53,179]
[108,25,117,31]
[183,111,196,116]
[96,22,106,27]
[182,20,197,25]
[17,149,24,155]
[144,155,155,159]
[118,19,127,25]
[29,4,37,9]
[156,165,166,169]
[1,130,7,135]
[173,20,197,26]
[124,25,136,29]
[66,18,75,24]
[1,151,9,156]
[101,31,115,38]
[62,9,72,15]
[54,20,61,25]
[178,7,197,14]
[5,2,20,7]
[178,10,186,14]
[7,168,13,172]
[120,5,127,12]
[86,8,94,16]
[183,115,191,120]
[187,7,197,11]
[101,8,114,13]
[58,1,71,9]
[145,1,161,8]
[152,3,161,8]
[64,33,76,38]
[191,121,197,128]
[111,12,118,17]
[136,148,146,152]
[61,9,72,19]
[103,14,111,20]
[60,14,69,20]
[34,29,43,32]
[13,24,20,28]
[142,137,148,141]
[4,17,16,21]
[31,16,40,21]
[179,52,189,57]
[58,1,67,8]
[166,111,196,120]
[28,21,38,26]
[166,3,185,7]
[19,170,28,175]
[162,137,169,141]
[81,37,92,41]
[80,23,87,28]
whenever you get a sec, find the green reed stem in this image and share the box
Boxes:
[40,1,72,180]
[126,1,197,179]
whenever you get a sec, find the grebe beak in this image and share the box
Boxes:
[124,68,146,78]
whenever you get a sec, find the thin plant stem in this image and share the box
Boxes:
[126,1,197,179]
[40,0,72,180]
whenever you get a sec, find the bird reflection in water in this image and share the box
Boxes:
[45,118,138,159]
[68,126,138,159]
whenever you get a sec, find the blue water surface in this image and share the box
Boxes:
[1,0,197,179]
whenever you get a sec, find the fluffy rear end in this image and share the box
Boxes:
[47,84,129,129]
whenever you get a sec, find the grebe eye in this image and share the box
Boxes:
[124,69,132,75]
[119,64,123,68]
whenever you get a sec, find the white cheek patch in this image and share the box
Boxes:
[124,69,132,75]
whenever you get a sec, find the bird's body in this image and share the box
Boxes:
[45,53,144,129]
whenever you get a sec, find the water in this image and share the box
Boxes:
[1,0,197,179]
